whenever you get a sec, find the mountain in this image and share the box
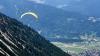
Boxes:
[0,0,100,40]
[43,0,100,17]
[0,12,71,56]
[0,0,87,38]
[55,0,100,17]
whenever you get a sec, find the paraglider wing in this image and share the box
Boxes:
[20,12,39,20]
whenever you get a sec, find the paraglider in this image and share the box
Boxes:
[20,12,39,26]
[20,12,39,20]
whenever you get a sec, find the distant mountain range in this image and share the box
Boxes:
[45,0,100,17]
[0,12,70,56]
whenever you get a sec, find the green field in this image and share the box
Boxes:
[51,42,100,54]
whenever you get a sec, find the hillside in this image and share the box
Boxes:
[0,12,70,56]
[58,0,100,17]
[0,0,87,39]
[0,0,100,40]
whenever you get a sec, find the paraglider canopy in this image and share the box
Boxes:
[20,12,39,20]
[20,12,39,26]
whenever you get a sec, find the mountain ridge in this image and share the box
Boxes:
[0,12,70,56]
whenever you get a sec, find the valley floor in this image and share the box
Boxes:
[51,41,100,54]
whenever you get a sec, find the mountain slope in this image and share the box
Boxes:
[59,0,100,17]
[1,0,100,40]
[0,12,70,56]
[0,0,87,39]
